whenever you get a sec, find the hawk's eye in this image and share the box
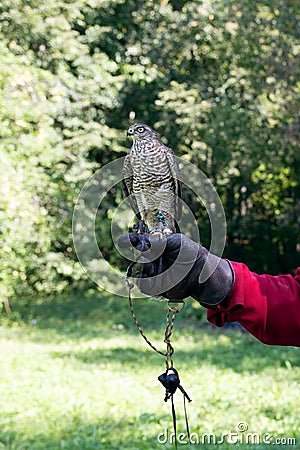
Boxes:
[137,127,145,133]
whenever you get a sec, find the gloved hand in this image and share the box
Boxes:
[118,232,235,308]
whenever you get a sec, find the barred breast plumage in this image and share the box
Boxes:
[122,123,182,233]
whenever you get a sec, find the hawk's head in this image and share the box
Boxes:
[127,123,159,141]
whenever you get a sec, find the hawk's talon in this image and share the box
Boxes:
[133,220,147,234]
[149,213,174,236]
[150,227,173,236]
[150,230,164,237]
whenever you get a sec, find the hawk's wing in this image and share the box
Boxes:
[122,155,141,219]
[165,147,182,224]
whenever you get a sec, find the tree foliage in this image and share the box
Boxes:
[0,0,299,305]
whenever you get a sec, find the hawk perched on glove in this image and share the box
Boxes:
[122,123,182,234]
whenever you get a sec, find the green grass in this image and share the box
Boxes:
[0,293,299,449]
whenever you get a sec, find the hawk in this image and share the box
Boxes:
[122,123,182,234]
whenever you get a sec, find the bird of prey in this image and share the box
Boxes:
[122,123,182,234]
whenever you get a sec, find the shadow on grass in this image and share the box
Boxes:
[51,337,300,375]
[13,292,170,334]
[8,292,300,375]
[1,415,290,450]
[0,416,166,450]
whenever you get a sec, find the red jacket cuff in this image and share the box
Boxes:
[206,261,300,346]
[206,261,267,342]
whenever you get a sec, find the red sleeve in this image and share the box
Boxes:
[207,262,300,346]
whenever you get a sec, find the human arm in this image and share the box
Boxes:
[118,232,300,347]
[207,262,300,346]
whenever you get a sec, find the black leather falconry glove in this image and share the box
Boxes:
[118,233,235,308]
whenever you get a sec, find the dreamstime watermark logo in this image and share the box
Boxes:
[72,156,227,297]
[157,422,297,446]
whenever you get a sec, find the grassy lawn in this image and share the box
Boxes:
[0,293,299,449]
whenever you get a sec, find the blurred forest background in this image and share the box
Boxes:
[0,0,299,307]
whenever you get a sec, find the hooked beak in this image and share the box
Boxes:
[127,128,134,137]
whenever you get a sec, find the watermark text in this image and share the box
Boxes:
[157,423,297,446]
